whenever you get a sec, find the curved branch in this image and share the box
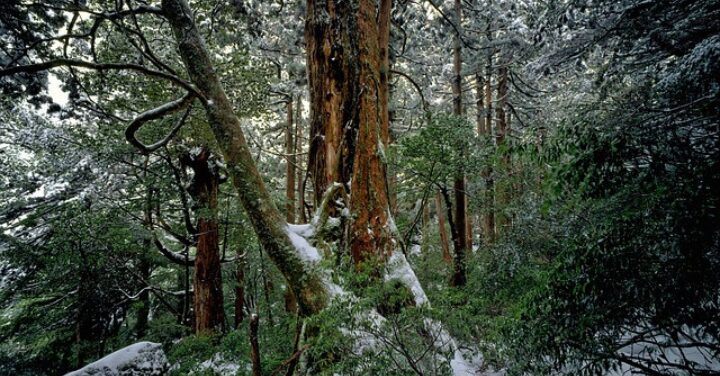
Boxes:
[153,236,195,266]
[153,202,196,246]
[125,92,195,154]
[0,59,204,100]
[390,69,429,113]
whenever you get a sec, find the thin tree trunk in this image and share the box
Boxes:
[249,314,261,376]
[495,58,510,235]
[296,95,307,223]
[451,0,467,286]
[135,256,151,338]
[163,0,328,316]
[483,16,496,244]
[436,191,452,264]
[136,186,153,338]
[421,195,431,253]
[234,253,246,328]
[286,98,296,223]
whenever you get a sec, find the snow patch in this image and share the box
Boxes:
[286,225,321,263]
[195,353,242,376]
[287,223,315,238]
[385,252,428,306]
[410,243,422,256]
[65,342,168,376]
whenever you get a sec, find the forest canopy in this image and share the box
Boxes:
[0,0,718,375]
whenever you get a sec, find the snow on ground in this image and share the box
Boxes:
[385,252,506,375]
[65,342,168,376]
[194,353,245,376]
[606,325,720,375]
[286,217,503,375]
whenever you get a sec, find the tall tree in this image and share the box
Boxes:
[305,0,357,209]
[494,54,510,233]
[348,0,395,264]
[480,3,496,244]
[450,0,467,286]
[181,147,225,334]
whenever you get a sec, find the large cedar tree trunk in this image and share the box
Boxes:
[305,0,394,265]
[348,0,394,264]
[305,0,358,208]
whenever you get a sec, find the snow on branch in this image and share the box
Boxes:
[125,92,196,154]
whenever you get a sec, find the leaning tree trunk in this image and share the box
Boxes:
[183,147,225,334]
[451,0,467,287]
[162,0,327,316]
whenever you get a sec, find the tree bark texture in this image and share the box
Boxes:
[183,147,225,334]
[162,0,327,316]
[436,191,452,264]
[305,0,358,208]
[305,0,394,265]
[348,0,394,265]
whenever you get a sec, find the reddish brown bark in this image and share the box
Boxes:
[436,191,452,264]
[183,147,225,334]
[305,0,357,208]
[379,0,392,146]
[349,0,394,265]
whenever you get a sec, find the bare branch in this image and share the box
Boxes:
[125,92,195,154]
[152,236,195,266]
[0,59,204,100]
